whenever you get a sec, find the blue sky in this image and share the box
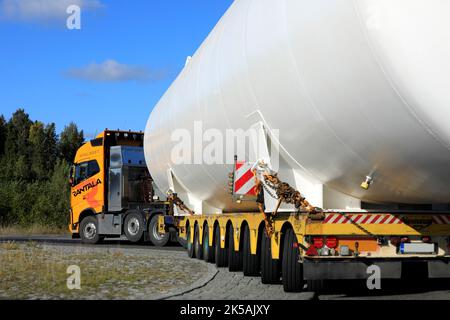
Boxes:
[0,0,233,139]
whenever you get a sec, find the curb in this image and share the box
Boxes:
[154,262,219,300]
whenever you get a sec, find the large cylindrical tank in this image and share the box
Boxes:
[145,0,450,212]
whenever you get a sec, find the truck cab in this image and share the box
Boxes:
[69,130,172,246]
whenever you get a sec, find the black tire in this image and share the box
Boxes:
[243,225,260,277]
[124,211,145,243]
[187,225,195,258]
[261,231,280,284]
[282,228,304,292]
[203,225,215,263]
[80,215,104,245]
[228,225,243,272]
[194,224,203,260]
[215,225,228,267]
[148,214,170,247]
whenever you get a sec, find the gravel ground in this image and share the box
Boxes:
[0,242,215,300]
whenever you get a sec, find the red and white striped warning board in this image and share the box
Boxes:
[234,161,257,196]
[324,214,450,226]
[323,214,403,225]
[432,215,450,224]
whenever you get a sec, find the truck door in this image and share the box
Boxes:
[71,160,104,225]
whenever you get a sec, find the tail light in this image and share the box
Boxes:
[421,236,431,243]
[325,236,338,249]
[306,246,318,256]
[313,237,324,249]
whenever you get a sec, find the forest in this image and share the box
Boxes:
[0,109,84,229]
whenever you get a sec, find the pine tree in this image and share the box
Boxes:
[29,121,58,180]
[0,115,6,157]
[0,109,81,228]
[29,121,46,180]
[44,123,58,172]
[5,109,33,181]
[59,122,84,163]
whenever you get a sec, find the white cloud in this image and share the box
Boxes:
[65,60,169,83]
[0,0,103,22]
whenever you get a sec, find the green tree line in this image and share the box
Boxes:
[0,109,84,228]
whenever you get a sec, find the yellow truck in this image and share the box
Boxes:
[159,160,450,292]
[69,130,173,246]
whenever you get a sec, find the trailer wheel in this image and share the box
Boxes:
[80,215,104,245]
[228,225,243,272]
[187,225,195,258]
[261,231,280,284]
[215,225,228,267]
[194,224,203,260]
[148,214,170,247]
[282,228,304,292]
[243,225,260,277]
[124,211,145,243]
[202,225,215,263]
[178,235,188,249]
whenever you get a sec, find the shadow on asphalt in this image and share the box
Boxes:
[315,278,450,297]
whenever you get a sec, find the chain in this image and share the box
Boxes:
[261,181,278,200]
[261,172,323,216]
[252,161,325,237]
[167,191,195,216]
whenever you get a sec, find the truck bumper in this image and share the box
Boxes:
[303,259,450,280]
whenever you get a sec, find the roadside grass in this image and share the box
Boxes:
[0,242,207,300]
[0,225,69,236]
[0,241,20,250]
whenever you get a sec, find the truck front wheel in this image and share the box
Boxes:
[148,214,170,247]
[80,216,104,245]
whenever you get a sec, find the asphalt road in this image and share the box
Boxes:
[0,235,184,252]
[1,235,449,300]
[171,268,450,300]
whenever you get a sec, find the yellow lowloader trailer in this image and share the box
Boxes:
[160,160,450,292]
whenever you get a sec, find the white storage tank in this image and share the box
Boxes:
[145,0,450,213]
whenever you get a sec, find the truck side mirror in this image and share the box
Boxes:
[69,165,75,187]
